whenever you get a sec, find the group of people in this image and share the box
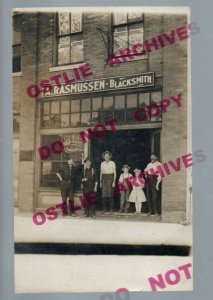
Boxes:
[56,151,162,219]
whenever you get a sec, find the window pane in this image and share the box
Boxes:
[92,111,102,124]
[42,135,60,148]
[13,44,21,56]
[71,99,80,112]
[13,29,21,45]
[40,162,61,188]
[103,96,113,109]
[61,100,70,113]
[58,12,70,35]
[150,92,162,122]
[113,13,127,25]
[103,111,113,122]
[50,115,61,128]
[42,116,50,128]
[71,35,83,63]
[92,97,102,110]
[126,109,138,123]
[114,110,125,124]
[82,98,91,111]
[113,26,128,54]
[126,94,137,108]
[71,12,82,33]
[151,92,162,103]
[150,104,162,122]
[139,93,150,107]
[81,112,91,126]
[115,95,125,109]
[71,113,80,126]
[129,23,144,45]
[13,56,21,73]
[43,102,50,115]
[58,37,70,65]
[13,45,21,72]
[42,161,52,175]
[61,114,70,127]
[41,135,62,160]
[51,101,60,114]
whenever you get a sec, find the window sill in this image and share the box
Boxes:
[49,63,84,73]
[13,72,22,77]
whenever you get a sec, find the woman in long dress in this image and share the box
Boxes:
[128,168,146,214]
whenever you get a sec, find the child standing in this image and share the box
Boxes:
[118,164,132,213]
[128,168,146,214]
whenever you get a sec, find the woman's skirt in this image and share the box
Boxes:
[101,174,114,198]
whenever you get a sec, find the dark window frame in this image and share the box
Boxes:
[111,12,144,57]
[12,43,21,73]
[56,12,84,66]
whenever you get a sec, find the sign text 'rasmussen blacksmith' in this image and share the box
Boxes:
[41,72,154,98]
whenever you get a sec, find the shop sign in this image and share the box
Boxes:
[41,72,154,97]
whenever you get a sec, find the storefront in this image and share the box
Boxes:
[36,72,162,209]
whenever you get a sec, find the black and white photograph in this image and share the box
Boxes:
[13,6,194,293]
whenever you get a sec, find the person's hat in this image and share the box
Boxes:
[134,168,141,173]
[151,152,158,157]
[102,151,112,159]
[122,164,130,171]
[84,157,92,163]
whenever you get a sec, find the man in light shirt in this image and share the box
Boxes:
[144,153,162,217]
[100,151,116,214]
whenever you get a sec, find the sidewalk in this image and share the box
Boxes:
[14,209,192,246]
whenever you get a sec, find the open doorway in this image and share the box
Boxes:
[91,128,161,212]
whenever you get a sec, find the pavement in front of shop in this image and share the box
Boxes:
[14,208,192,246]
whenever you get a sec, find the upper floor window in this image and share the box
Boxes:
[13,44,21,73]
[57,12,83,66]
[13,15,21,73]
[112,12,144,56]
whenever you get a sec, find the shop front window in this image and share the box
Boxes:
[40,134,83,188]
[41,91,162,129]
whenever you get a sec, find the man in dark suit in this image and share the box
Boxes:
[56,159,77,217]
[81,157,98,219]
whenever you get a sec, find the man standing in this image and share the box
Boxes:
[56,159,77,217]
[81,157,98,218]
[100,151,116,214]
[144,153,162,217]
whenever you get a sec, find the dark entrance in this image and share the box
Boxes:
[91,129,161,212]
[91,129,152,174]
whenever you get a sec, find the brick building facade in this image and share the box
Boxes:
[13,8,191,223]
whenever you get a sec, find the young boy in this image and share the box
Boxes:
[118,164,132,213]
